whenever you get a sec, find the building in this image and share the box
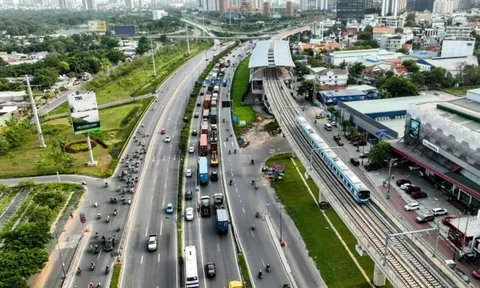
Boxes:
[378,13,407,27]
[125,0,133,8]
[433,0,453,13]
[416,55,478,75]
[86,0,96,9]
[319,89,369,106]
[390,89,480,212]
[263,1,270,14]
[317,69,349,86]
[379,33,413,51]
[0,91,26,103]
[300,0,328,10]
[219,0,228,13]
[323,48,404,65]
[153,10,168,20]
[373,27,396,41]
[407,0,435,11]
[441,37,475,57]
[286,0,293,16]
[336,0,365,22]
[445,25,472,37]
[58,0,65,8]
[382,0,399,16]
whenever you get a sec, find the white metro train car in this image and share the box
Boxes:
[295,116,371,203]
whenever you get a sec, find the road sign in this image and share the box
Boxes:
[80,213,86,224]
[375,129,388,139]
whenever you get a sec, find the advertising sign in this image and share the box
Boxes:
[114,25,136,36]
[422,139,439,153]
[68,91,101,135]
[88,20,107,32]
[408,119,421,140]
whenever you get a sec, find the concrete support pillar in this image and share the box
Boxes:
[318,188,325,203]
[373,263,386,286]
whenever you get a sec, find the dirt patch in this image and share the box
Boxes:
[242,118,280,146]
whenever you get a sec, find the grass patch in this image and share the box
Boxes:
[237,253,251,288]
[110,263,121,288]
[0,185,17,217]
[0,99,151,178]
[266,154,393,288]
[231,56,255,127]
[441,86,480,97]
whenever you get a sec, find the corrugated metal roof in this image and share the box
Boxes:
[344,95,440,114]
[249,40,295,69]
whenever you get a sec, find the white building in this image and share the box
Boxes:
[441,37,475,57]
[373,27,396,41]
[316,69,348,86]
[382,0,399,17]
[323,49,404,65]
[379,33,413,51]
[300,0,328,10]
[445,25,472,38]
[0,91,26,103]
[153,10,168,20]
[433,0,453,14]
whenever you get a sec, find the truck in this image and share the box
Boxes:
[198,157,209,185]
[219,59,225,68]
[216,209,229,235]
[203,95,211,109]
[210,130,218,151]
[202,109,210,120]
[211,100,217,108]
[213,86,220,94]
[214,193,224,209]
[148,234,158,251]
[210,107,217,123]
[200,195,211,217]
[228,281,243,288]
[201,124,208,135]
[199,134,208,156]
[210,150,219,167]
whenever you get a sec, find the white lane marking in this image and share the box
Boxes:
[151,195,154,203]
[173,155,176,161]
[160,221,163,236]
[242,207,246,214]
[152,158,155,163]
[145,222,149,237]
[163,155,166,161]
[167,168,169,173]
[251,230,255,238]
[164,182,167,188]
[261,258,265,267]
[154,175,157,184]
[141,255,144,264]
[158,253,161,262]
[97,251,102,259]
[217,243,220,252]
[239,200,242,203]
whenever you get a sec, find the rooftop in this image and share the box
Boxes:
[420,56,478,71]
[321,89,366,97]
[0,91,26,97]
[318,69,348,76]
[249,40,294,69]
[345,85,377,91]
[344,95,444,115]
[373,27,396,33]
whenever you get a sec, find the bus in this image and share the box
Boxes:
[185,246,199,287]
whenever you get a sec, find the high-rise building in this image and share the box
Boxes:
[87,0,96,9]
[125,0,133,8]
[138,0,142,7]
[407,0,434,12]
[82,0,87,9]
[263,1,270,14]
[433,0,453,13]
[286,0,293,15]
[365,0,374,8]
[219,0,227,13]
[300,0,328,10]
[336,0,364,22]
[58,0,65,8]
[382,0,398,16]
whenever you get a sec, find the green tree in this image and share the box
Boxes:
[368,140,391,166]
[3,222,51,250]
[33,67,58,89]
[410,72,425,87]
[396,48,409,54]
[298,80,315,100]
[348,62,365,77]
[402,60,420,72]
[0,248,48,278]
[425,67,446,89]
[379,75,420,97]
[136,36,151,55]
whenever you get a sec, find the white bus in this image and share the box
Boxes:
[185,246,199,287]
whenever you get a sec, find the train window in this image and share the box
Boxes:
[347,183,351,189]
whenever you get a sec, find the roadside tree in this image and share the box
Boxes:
[368,141,391,165]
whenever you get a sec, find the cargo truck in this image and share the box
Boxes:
[216,209,229,235]
[210,107,217,124]
[203,109,210,120]
[201,124,208,135]
[211,100,217,108]
[203,95,211,109]
[228,281,243,288]
[199,134,208,156]
[210,151,219,167]
[213,86,220,94]
[198,157,209,185]
[200,195,211,217]
[214,193,224,209]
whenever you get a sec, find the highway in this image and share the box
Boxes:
[182,48,242,288]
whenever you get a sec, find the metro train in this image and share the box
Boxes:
[296,116,371,203]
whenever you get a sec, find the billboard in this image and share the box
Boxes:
[88,20,107,32]
[114,25,136,36]
[408,119,420,140]
[68,91,101,135]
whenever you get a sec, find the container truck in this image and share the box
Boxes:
[214,193,224,209]
[202,109,210,120]
[201,124,208,135]
[216,209,229,235]
[203,95,211,109]
[211,100,217,108]
[199,134,208,156]
[200,195,211,217]
[210,107,217,124]
[198,157,209,185]
[210,151,219,167]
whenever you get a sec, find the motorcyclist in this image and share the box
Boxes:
[255,211,260,218]
[106,215,110,223]
[234,149,236,154]
[106,265,110,273]
[229,179,233,185]
[90,262,95,269]
[229,150,231,154]
[251,159,254,165]
[266,264,271,272]
[251,179,255,185]
[95,232,98,239]
[113,209,117,216]
[77,266,81,274]
[258,270,263,278]
[104,181,108,187]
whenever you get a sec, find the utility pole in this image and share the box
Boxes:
[150,34,156,77]
[26,75,46,148]
[185,23,191,55]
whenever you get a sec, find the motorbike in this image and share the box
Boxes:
[258,270,263,279]
[94,202,98,207]
[77,267,82,275]
[251,224,256,230]
[97,213,101,220]
[95,232,99,239]
[255,185,258,190]
[90,263,95,271]
[266,264,271,272]
[229,150,231,154]
[82,181,87,185]
[113,209,117,216]
[255,211,260,218]
[229,180,233,186]
[105,266,110,274]
[234,149,236,154]
[94,246,99,254]
[283,284,291,288]
[106,216,110,223]
[251,159,254,165]
[117,225,121,232]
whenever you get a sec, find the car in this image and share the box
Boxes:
[434,92,439,96]
[192,129,198,136]
[396,179,411,186]
[330,121,337,127]
[185,207,194,221]
[211,124,217,130]
[104,237,114,252]
[194,112,200,118]
[166,203,174,214]
[205,58,209,61]
[416,213,435,223]
[161,129,166,135]
[431,207,448,216]
[197,102,201,107]
[186,169,192,178]
[324,123,332,131]
[164,136,171,143]
[185,190,193,200]
[409,165,422,171]
[400,183,413,190]
[454,267,470,283]
[359,152,370,159]
[472,268,480,279]
[364,162,380,171]
[200,91,204,96]
[404,202,420,211]
[148,235,157,251]
[405,185,421,194]
[411,190,427,199]
[205,262,216,278]
[211,171,218,181]
[350,158,360,166]
[189,146,195,153]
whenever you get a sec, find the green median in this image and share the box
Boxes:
[231,56,255,136]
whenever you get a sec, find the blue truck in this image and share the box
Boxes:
[216,209,229,235]
[210,107,217,124]
[198,157,209,185]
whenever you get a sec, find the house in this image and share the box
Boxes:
[373,27,396,41]
[317,69,348,86]
[341,28,358,45]
[416,56,478,76]
[323,49,404,66]
[0,91,26,103]
[361,61,407,84]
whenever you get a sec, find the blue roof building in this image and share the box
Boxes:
[318,89,375,106]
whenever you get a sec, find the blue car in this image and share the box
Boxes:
[166,203,174,214]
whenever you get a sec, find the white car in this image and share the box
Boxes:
[431,207,448,216]
[404,202,420,211]
[164,136,171,143]
[186,169,192,178]
[188,146,195,153]
[400,183,413,191]
[185,207,194,221]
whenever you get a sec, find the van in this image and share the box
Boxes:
[416,213,434,223]
[324,123,332,131]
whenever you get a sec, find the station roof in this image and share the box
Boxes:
[249,40,295,69]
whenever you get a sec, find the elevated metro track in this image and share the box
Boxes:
[261,28,467,288]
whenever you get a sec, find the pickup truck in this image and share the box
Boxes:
[148,234,158,251]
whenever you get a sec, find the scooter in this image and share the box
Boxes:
[105,266,110,274]
[266,264,271,272]
[94,202,98,207]
[258,270,263,279]
[106,215,110,223]
[255,211,260,218]
[77,267,82,275]
[104,182,108,188]
[113,209,117,216]
[229,180,233,186]
[90,263,95,271]
[117,224,121,232]
[96,213,101,220]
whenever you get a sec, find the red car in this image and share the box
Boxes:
[442,216,456,229]
[472,269,480,279]
[161,129,166,135]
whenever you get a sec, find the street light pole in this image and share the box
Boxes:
[385,158,398,200]
[55,232,67,279]
[148,31,156,77]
